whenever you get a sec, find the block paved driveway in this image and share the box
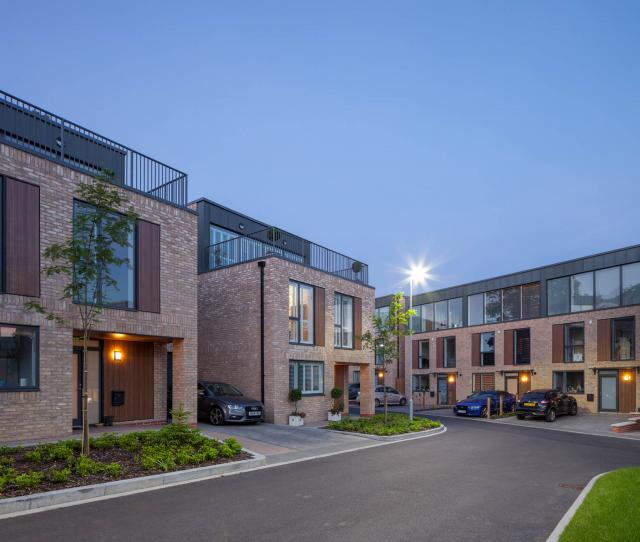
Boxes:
[3,416,640,542]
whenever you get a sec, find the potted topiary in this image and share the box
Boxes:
[328,387,344,422]
[288,388,305,426]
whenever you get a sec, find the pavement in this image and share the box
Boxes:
[3,415,639,542]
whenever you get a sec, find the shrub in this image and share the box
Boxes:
[327,413,441,436]
[140,445,176,472]
[24,448,44,462]
[15,471,44,489]
[0,456,14,467]
[102,462,122,477]
[0,467,17,492]
[223,438,242,455]
[48,467,71,483]
[91,433,119,450]
[42,442,75,461]
[288,388,302,415]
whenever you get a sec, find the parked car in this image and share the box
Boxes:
[453,390,516,417]
[348,383,360,401]
[197,381,264,425]
[516,389,578,422]
[358,386,407,408]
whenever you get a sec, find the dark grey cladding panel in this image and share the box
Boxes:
[375,295,395,308]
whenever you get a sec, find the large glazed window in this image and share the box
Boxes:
[484,290,502,323]
[514,328,531,364]
[564,323,585,363]
[622,262,640,306]
[0,325,38,390]
[612,317,635,361]
[468,293,484,325]
[444,337,456,368]
[553,371,584,394]
[448,298,463,328]
[434,301,448,330]
[595,267,620,309]
[289,361,323,395]
[521,283,540,319]
[571,272,594,312]
[209,225,239,268]
[289,281,314,345]
[418,340,429,369]
[334,293,353,349]
[502,286,521,321]
[548,277,570,316]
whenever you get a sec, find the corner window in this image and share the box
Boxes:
[0,325,38,390]
[289,281,314,345]
[289,361,323,395]
[480,332,495,366]
[444,337,456,368]
[334,293,353,349]
[612,317,635,361]
[514,328,531,364]
[418,340,429,369]
[553,371,584,394]
[564,323,585,363]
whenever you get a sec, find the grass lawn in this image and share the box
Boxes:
[0,423,246,499]
[559,467,640,542]
[327,413,441,436]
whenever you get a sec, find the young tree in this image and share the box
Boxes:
[360,292,415,425]
[25,171,138,455]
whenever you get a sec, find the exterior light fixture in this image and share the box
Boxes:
[377,370,384,379]
[520,374,529,383]
[447,375,455,383]
[623,373,632,382]
[113,350,123,362]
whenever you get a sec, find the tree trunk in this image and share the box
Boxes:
[82,331,90,456]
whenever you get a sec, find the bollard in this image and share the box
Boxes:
[486,397,491,419]
[499,396,503,417]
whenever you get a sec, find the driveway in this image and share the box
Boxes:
[3,416,639,542]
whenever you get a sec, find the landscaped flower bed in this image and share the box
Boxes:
[326,413,441,436]
[0,424,248,499]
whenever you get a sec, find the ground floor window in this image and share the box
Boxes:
[413,374,429,391]
[289,361,324,395]
[473,372,495,392]
[0,325,38,390]
[352,370,360,384]
[552,371,584,394]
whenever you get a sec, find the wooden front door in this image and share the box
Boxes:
[619,370,636,413]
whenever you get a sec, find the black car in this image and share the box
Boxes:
[516,389,578,422]
[348,383,360,401]
[197,381,264,425]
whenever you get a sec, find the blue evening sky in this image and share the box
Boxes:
[2,1,639,296]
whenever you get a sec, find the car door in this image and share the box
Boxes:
[559,393,570,414]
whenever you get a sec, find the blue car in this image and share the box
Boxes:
[453,390,516,417]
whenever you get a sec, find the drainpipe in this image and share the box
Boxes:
[258,261,266,404]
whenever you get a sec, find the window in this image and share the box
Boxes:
[612,317,635,361]
[413,374,429,391]
[411,303,434,333]
[289,281,314,345]
[444,337,456,368]
[468,293,484,325]
[484,290,502,323]
[514,328,531,364]
[375,306,389,321]
[622,262,640,306]
[553,371,584,394]
[480,332,495,366]
[410,304,423,333]
[522,283,541,319]
[564,323,585,363]
[571,272,594,312]
[418,340,429,369]
[448,298,463,328]
[334,293,353,348]
[375,338,385,365]
[0,325,38,390]
[73,201,135,309]
[502,286,521,321]
[352,370,360,384]
[595,267,620,309]
[289,361,323,395]
[209,225,239,267]
[434,301,448,330]
[548,276,570,316]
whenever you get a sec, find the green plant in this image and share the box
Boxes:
[42,441,75,461]
[330,387,344,415]
[90,432,120,450]
[48,467,72,483]
[288,388,302,415]
[102,462,122,477]
[327,413,440,436]
[0,456,14,467]
[169,404,191,426]
[24,448,44,462]
[14,471,44,489]
[140,445,176,472]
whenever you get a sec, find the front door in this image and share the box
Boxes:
[72,348,101,428]
[505,375,518,397]
[599,371,618,412]
[437,375,448,405]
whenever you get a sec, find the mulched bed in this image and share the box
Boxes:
[1,446,252,499]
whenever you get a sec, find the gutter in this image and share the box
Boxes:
[258,260,266,404]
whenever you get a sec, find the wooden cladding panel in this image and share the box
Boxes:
[471,333,481,367]
[619,371,637,413]
[503,329,514,365]
[136,220,161,313]
[552,324,564,363]
[5,178,40,296]
[597,319,611,361]
[412,340,420,369]
[103,340,154,422]
[314,287,325,347]
[518,372,532,396]
[353,296,362,350]
[436,337,444,368]
[447,379,456,405]
[473,373,496,392]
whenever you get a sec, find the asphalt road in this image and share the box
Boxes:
[3,417,639,542]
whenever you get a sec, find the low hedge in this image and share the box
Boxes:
[327,413,441,436]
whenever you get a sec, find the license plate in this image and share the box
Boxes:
[248,411,261,417]
[458,408,466,413]
[523,402,536,407]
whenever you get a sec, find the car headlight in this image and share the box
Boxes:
[226,404,244,411]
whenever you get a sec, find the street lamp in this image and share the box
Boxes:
[406,264,429,421]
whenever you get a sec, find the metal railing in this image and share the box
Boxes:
[207,227,369,284]
[0,90,188,207]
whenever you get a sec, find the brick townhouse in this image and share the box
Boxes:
[375,245,640,414]
[193,198,376,424]
[0,91,197,442]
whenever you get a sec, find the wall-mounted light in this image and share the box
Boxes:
[448,375,455,383]
[113,350,123,362]
[377,370,384,379]
[622,373,632,382]
[238,223,245,231]
[520,374,529,383]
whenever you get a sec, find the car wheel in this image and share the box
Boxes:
[399,398,407,406]
[480,406,488,418]
[516,414,525,420]
[374,399,381,408]
[569,403,578,416]
[209,407,225,426]
[545,408,556,423]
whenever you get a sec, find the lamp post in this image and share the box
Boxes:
[407,264,428,421]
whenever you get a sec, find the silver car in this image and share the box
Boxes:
[358,385,407,408]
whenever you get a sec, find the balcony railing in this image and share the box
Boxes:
[0,90,188,207]
[207,227,369,284]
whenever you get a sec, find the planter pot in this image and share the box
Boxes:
[327,412,342,422]
[289,415,304,427]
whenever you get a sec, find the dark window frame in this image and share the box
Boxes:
[0,323,39,392]
[552,370,585,394]
[611,317,635,361]
[564,322,585,363]
[333,292,354,350]
[418,340,429,369]
[288,280,315,346]
[443,336,456,368]
[480,331,495,366]
[289,360,324,396]
[514,328,531,365]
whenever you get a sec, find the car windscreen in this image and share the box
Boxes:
[521,392,547,401]
[209,383,243,396]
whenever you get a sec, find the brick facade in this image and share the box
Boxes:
[0,144,198,443]
[198,256,375,424]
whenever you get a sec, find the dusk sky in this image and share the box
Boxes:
[3,1,639,296]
